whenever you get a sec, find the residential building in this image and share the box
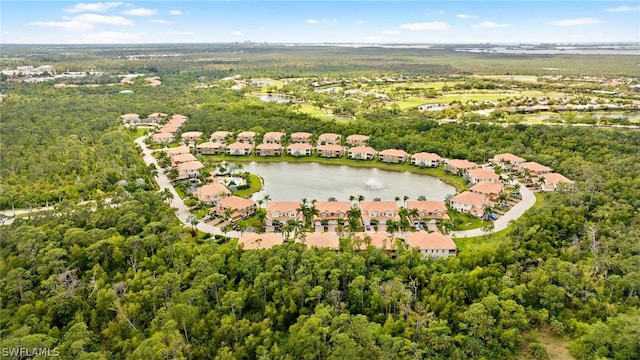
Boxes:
[265,202,304,229]
[194,183,231,204]
[236,131,257,144]
[121,113,140,124]
[318,133,342,145]
[469,182,504,200]
[360,201,400,226]
[210,131,233,143]
[314,201,351,226]
[165,145,190,156]
[169,114,188,124]
[181,131,203,143]
[238,232,284,250]
[378,149,409,164]
[411,152,442,167]
[177,161,204,180]
[301,233,340,250]
[445,159,478,175]
[196,142,226,155]
[466,168,500,185]
[405,231,457,259]
[226,142,254,156]
[290,132,313,143]
[519,161,552,177]
[406,201,449,225]
[317,144,345,158]
[213,195,257,222]
[152,132,174,144]
[491,153,526,170]
[171,153,198,166]
[146,112,167,123]
[263,131,286,144]
[255,143,282,157]
[449,191,489,218]
[541,173,575,192]
[159,122,181,134]
[348,146,377,160]
[287,143,313,157]
[346,134,370,146]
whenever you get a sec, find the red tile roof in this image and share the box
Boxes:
[302,233,340,249]
[405,231,456,250]
[412,152,442,161]
[238,233,284,250]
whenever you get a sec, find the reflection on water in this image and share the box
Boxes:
[242,162,456,202]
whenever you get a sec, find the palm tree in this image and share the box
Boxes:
[307,202,319,229]
[224,207,233,225]
[262,194,271,207]
[347,206,362,232]
[160,188,174,204]
[386,219,399,239]
[236,221,247,237]
[403,195,409,207]
[187,214,198,235]
[407,208,420,227]
[357,195,365,205]
[221,224,232,238]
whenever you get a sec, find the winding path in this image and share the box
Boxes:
[451,182,536,238]
[134,135,242,238]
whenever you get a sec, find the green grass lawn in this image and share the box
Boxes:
[294,104,355,123]
[233,174,262,198]
[450,211,492,231]
[454,228,508,254]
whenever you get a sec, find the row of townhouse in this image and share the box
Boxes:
[196,140,443,166]
[164,145,204,180]
[121,112,168,125]
[150,114,189,144]
[448,153,575,217]
[207,131,370,146]
[491,153,575,191]
[238,230,456,259]
[264,200,448,231]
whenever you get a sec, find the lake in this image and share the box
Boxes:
[242,162,456,202]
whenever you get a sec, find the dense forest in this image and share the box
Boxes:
[1,47,640,359]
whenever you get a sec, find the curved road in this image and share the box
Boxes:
[134,135,242,238]
[451,182,535,238]
[2,135,536,240]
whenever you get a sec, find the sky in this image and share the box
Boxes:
[1,1,639,44]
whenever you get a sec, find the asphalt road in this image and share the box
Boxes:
[451,182,536,238]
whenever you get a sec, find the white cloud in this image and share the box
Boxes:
[605,5,640,12]
[305,19,318,24]
[29,20,94,31]
[149,19,173,24]
[322,18,337,24]
[548,18,603,26]
[381,30,402,35]
[571,34,586,39]
[231,30,243,36]
[355,20,365,25]
[122,8,157,16]
[70,14,134,26]
[169,10,183,15]
[472,21,511,28]
[64,2,123,13]
[78,31,141,43]
[400,21,449,31]
[456,14,477,19]
[365,35,383,41]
